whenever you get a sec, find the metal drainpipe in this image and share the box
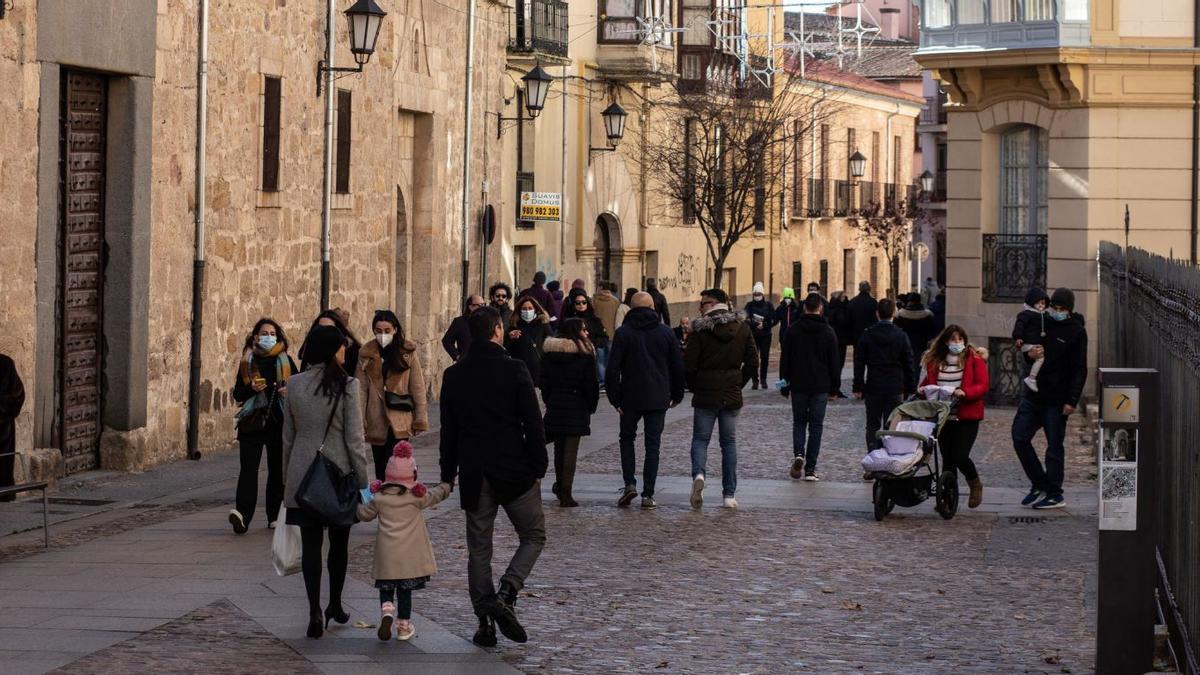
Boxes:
[320,0,335,310]
[186,0,209,461]
[1191,0,1199,264]
[460,0,478,299]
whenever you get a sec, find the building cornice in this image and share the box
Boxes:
[915,46,1200,70]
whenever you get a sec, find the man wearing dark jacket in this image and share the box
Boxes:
[1012,287,1088,510]
[645,278,671,325]
[847,281,879,348]
[440,307,547,646]
[853,298,915,451]
[519,272,554,313]
[894,292,937,380]
[441,294,485,361]
[606,292,685,509]
[0,353,25,501]
[686,289,758,510]
[779,293,841,481]
[743,281,775,389]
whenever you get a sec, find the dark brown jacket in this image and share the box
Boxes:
[684,307,758,410]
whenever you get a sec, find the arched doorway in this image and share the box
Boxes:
[594,213,622,289]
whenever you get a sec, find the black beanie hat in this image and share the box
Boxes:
[304,325,344,364]
[1049,287,1075,312]
[1024,287,1049,307]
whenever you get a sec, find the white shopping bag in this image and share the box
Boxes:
[271,510,302,576]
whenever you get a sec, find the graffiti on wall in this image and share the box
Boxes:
[656,253,703,296]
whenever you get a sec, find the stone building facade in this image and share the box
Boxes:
[915,0,1200,402]
[0,0,509,475]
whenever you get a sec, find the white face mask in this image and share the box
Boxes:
[948,341,966,355]
[257,335,277,350]
[376,333,394,348]
[520,309,536,322]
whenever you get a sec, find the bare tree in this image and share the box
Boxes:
[639,68,844,288]
[848,200,913,298]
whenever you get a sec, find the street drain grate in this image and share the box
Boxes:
[1008,516,1046,524]
[45,497,116,506]
[127,503,160,509]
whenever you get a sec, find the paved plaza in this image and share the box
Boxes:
[0,374,1099,674]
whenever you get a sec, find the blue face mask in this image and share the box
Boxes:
[1049,310,1070,322]
[258,335,277,350]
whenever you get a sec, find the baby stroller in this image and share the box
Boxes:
[863,400,957,521]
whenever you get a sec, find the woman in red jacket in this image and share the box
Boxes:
[919,324,990,508]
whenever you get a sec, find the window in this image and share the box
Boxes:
[335,90,352,193]
[870,256,879,294]
[1025,0,1054,21]
[647,0,674,46]
[600,0,639,42]
[261,76,281,192]
[723,267,737,300]
[820,124,829,181]
[791,262,802,291]
[924,0,951,27]
[752,134,766,231]
[959,0,986,23]
[680,0,711,45]
[791,119,803,216]
[991,0,1019,23]
[714,124,726,229]
[819,260,828,296]
[680,54,703,80]
[892,135,903,188]
[645,250,659,282]
[843,249,855,294]
[752,248,765,287]
[683,118,696,223]
[1064,0,1088,21]
[871,131,881,184]
[1000,125,1049,235]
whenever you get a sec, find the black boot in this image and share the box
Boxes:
[552,442,564,501]
[473,614,497,647]
[488,583,528,643]
[307,608,324,639]
[559,442,579,507]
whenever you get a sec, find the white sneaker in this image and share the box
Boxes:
[690,475,705,509]
[803,472,820,482]
[1023,375,1039,392]
[723,496,738,509]
[228,509,247,534]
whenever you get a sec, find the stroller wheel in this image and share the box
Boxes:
[872,481,894,521]
[936,471,958,520]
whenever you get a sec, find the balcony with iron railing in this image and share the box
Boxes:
[859,181,877,212]
[508,0,569,60]
[982,233,1048,302]
[920,95,948,126]
[934,169,947,202]
[919,0,1090,52]
[834,181,852,217]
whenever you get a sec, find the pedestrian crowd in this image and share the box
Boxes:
[216,269,1086,648]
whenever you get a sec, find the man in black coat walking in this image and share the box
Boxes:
[742,281,775,389]
[1011,287,1088,510]
[853,298,915,451]
[645,278,672,325]
[441,294,485,361]
[606,292,685,508]
[779,293,841,481]
[847,281,879,348]
[440,307,547,646]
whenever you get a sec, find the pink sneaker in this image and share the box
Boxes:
[396,619,415,641]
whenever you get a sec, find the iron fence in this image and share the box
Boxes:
[807,178,826,218]
[1099,242,1200,674]
[859,181,876,212]
[834,180,852,217]
[982,233,1047,302]
[509,0,568,57]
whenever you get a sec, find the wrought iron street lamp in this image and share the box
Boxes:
[849,151,867,184]
[919,169,935,196]
[589,102,629,162]
[495,65,554,137]
[318,0,387,310]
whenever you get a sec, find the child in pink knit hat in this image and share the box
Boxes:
[357,440,452,641]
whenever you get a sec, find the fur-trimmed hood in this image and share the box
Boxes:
[542,336,594,355]
[896,307,933,321]
[690,308,746,343]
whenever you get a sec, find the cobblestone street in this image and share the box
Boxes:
[1,382,1099,674]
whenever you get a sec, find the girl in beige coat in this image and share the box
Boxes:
[357,440,451,641]
[359,310,429,481]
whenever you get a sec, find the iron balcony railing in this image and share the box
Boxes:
[982,233,1048,302]
[859,180,877,211]
[834,180,852,217]
[807,178,826,217]
[509,0,568,57]
[884,182,898,212]
[921,95,948,125]
[934,169,948,202]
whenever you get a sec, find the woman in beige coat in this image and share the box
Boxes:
[358,310,429,480]
[358,440,451,641]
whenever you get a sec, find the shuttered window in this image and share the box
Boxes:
[335,90,352,194]
[261,77,281,192]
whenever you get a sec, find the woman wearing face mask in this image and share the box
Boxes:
[918,325,990,509]
[230,318,298,534]
[505,296,552,382]
[562,293,610,384]
[299,308,361,377]
[359,310,429,481]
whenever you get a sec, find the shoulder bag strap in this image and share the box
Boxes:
[317,388,344,452]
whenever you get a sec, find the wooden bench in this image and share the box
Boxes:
[0,450,50,547]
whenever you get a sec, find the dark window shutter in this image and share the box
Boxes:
[261,77,281,192]
[335,90,352,194]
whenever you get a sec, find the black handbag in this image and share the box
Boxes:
[237,388,276,434]
[384,390,415,412]
[293,391,360,527]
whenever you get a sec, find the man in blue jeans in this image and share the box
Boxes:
[685,288,758,509]
[605,292,685,509]
[779,293,842,481]
[1012,287,1088,510]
